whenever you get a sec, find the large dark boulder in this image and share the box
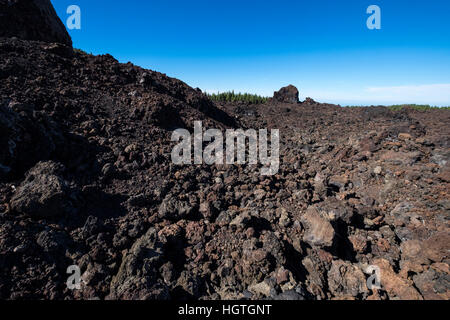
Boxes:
[0,0,72,46]
[109,228,170,300]
[273,85,299,104]
[10,161,75,218]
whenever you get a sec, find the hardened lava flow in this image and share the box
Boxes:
[0,0,449,300]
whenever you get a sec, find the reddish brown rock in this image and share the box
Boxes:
[327,260,368,298]
[373,258,423,300]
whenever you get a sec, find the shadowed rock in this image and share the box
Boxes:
[0,0,72,46]
[10,161,74,218]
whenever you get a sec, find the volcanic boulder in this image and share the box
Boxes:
[273,85,299,104]
[109,228,170,300]
[0,101,63,180]
[327,260,369,298]
[0,0,72,46]
[301,206,335,248]
[10,161,74,218]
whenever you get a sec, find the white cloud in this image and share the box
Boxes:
[302,84,450,106]
[365,84,450,105]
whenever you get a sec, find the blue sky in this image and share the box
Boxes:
[53,0,450,105]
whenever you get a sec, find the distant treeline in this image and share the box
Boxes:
[387,104,450,111]
[206,91,269,104]
[347,104,450,110]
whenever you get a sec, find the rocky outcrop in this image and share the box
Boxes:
[0,0,72,46]
[273,85,299,104]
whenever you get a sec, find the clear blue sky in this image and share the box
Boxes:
[53,0,450,106]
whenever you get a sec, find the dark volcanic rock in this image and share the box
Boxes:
[0,0,72,46]
[109,228,170,300]
[9,161,74,218]
[273,85,299,104]
[0,0,449,302]
[0,101,64,180]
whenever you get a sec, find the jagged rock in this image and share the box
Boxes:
[301,249,332,299]
[301,206,335,248]
[248,279,275,297]
[36,229,70,252]
[327,260,368,298]
[373,258,423,300]
[0,101,63,180]
[158,195,194,220]
[175,271,203,298]
[303,97,316,104]
[413,267,450,300]
[9,161,74,218]
[315,198,354,224]
[273,289,307,300]
[109,228,170,300]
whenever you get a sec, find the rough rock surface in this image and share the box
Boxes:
[327,260,368,298]
[273,85,299,104]
[0,0,72,46]
[0,0,449,300]
[109,228,169,300]
[10,161,74,218]
[301,206,335,248]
